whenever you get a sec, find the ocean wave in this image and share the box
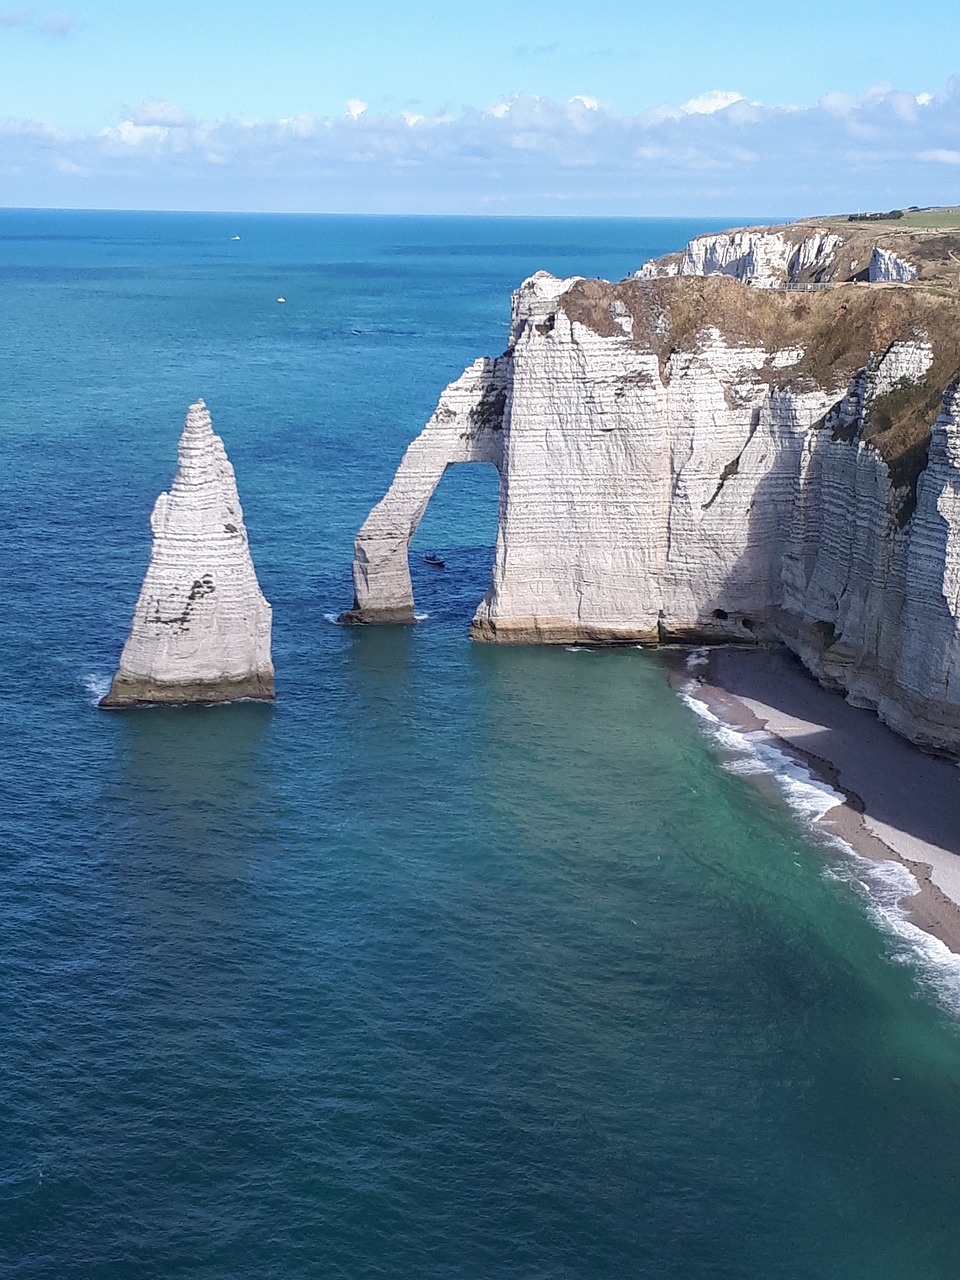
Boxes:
[681,678,960,1012]
[680,683,843,821]
[323,610,429,623]
[83,673,111,705]
[824,849,960,1015]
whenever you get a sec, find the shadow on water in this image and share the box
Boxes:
[108,700,274,842]
[100,701,277,940]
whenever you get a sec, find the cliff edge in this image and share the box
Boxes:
[346,216,960,754]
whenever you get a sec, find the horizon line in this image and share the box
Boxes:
[0,204,798,221]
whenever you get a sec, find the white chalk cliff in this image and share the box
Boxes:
[636,221,929,289]
[101,401,274,707]
[636,225,846,288]
[345,223,960,754]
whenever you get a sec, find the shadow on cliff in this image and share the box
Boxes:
[693,438,960,861]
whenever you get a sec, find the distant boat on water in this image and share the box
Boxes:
[423,553,445,568]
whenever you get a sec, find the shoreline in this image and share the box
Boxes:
[675,645,960,954]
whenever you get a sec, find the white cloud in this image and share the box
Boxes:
[40,11,76,35]
[0,7,80,35]
[680,90,748,115]
[4,78,960,215]
[276,112,316,138]
[918,148,960,165]
[122,99,193,128]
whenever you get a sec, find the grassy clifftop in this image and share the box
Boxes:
[557,273,960,521]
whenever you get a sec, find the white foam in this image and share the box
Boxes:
[323,610,429,623]
[83,673,111,705]
[685,646,710,671]
[681,677,960,1013]
[680,681,843,821]
[825,848,960,1015]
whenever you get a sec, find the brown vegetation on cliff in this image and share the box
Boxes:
[557,274,960,515]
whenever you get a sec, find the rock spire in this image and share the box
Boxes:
[101,400,274,708]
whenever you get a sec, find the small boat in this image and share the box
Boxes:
[231,235,241,241]
[277,297,286,304]
[423,553,445,568]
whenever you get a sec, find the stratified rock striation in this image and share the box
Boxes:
[348,217,960,753]
[339,357,506,624]
[636,225,846,288]
[101,401,274,708]
[635,219,957,289]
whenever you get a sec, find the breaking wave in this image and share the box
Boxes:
[680,674,960,1014]
[323,611,430,624]
[83,673,111,705]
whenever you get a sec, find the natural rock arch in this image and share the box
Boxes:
[339,357,507,624]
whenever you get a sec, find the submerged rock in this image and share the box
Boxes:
[101,401,274,708]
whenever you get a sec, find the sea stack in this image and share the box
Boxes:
[100,400,274,708]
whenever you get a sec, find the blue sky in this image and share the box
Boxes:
[1,0,959,213]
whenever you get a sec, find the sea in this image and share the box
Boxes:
[3,209,960,1279]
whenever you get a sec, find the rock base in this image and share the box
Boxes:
[99,672,275,709]
[470,616,773,646]
[470,616,660,645]
[338,606,417,625]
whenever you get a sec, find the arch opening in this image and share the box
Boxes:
[409,462,502,624]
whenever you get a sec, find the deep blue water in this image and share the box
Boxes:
[4,211,960,1279]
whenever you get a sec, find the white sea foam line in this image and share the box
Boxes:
[685,646,710,671]
[824,844,960,1015]
[323,611,429,623]
[83,673,111,705]
[681,678,960,1012]
[681,681,843,820]
[323,610,429,623]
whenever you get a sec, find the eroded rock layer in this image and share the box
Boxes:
[101,401,274,708]
[348,226,960,753]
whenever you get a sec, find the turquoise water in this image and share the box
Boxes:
[4,211,960,1278]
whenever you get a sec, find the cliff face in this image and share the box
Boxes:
[346,229,960,753]
[101,401,274,708]
[637,222,943,288]
[636,226,846,288]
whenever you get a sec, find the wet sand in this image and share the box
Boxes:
[681,646,960,952]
